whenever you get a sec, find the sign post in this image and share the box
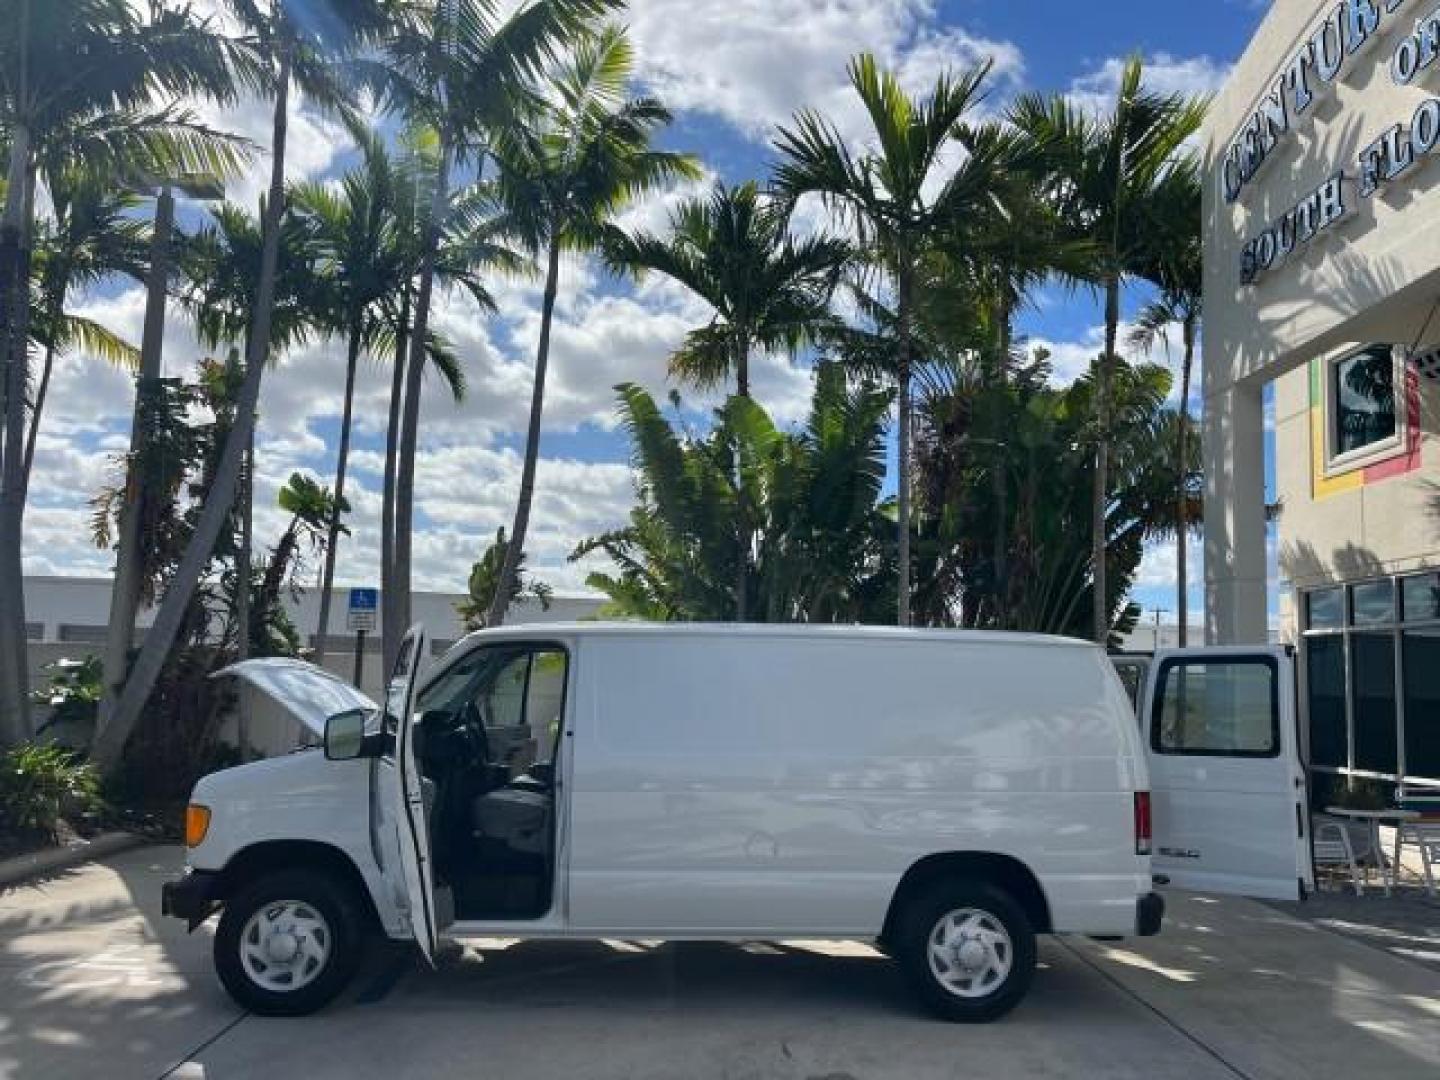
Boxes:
[346,588,378,689]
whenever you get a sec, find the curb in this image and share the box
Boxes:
[0,831,150,889]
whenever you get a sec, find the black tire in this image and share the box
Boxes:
[893,879,1036,1023]
[214,868,368,1016]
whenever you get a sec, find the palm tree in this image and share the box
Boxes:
[372,0,619,669]
[774,55,1005,626]
[91,0,390,776]
[456,527,552,630]
[608,181,848,398]
[1129,160,1202,645]
[0,0,251,745]
[912,353,1197,639]
[607,180,847,617]
[1008,56,1206,644]
[575,364,896,623]
[484,26,699,628]
[252,472,349,653]
[292,133,407,661]
[175,195,326,731]
[24,169,148,495]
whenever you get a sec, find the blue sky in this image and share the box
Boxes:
[27,0,1277,627]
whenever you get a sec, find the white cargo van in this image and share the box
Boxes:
[163,624,1313,1022]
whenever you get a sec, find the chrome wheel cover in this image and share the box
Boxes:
[926,907,1013,999]
[239,900,332,994]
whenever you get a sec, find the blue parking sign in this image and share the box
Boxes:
[346,588,378,632]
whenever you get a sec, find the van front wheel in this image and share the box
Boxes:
[895,881,1036,1022]
[215,868,366,1016]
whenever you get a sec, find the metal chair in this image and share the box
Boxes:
[1393,794,1440,898]
[1313,815,1372,895]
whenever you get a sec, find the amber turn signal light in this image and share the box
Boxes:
[185,804,211,848]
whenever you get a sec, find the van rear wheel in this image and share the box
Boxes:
[215,868,366,1016]
[895,880,1036,1022]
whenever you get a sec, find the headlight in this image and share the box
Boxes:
[185,804,212,848]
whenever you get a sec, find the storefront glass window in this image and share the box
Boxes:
[1402,574,1440,623]
[1351,581,1395,625]
[1306,636,1347,769]
[1306,588,1344,630]
[1351,633,1398,775]
[1333,345,1397,456]
[1404,629,1440,781]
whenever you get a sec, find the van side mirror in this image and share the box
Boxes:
[324,708,370,761]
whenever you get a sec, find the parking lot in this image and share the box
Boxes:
[1,846,1437,1080]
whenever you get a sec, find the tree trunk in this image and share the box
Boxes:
[20,223,68,501]
[90,51,292,776]
[20,337,55,498]
[381,292,409,675]
[991,298,1011,627]
[1176,315,1195,648]
[235,434,253,759]
[0,121,35,744]
[895,264,914,628]
[97,187,174,740]
[733,333,749,622]
[314,317,362,663]
[487,236,561,629]
[1092,273,1119,646]
[393,139,452,655]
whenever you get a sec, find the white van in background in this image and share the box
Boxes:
[163,624,1313,1022]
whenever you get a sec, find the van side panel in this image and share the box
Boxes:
[567,635,1147,937]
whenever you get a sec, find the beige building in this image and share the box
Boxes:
[1203,0,1440,788]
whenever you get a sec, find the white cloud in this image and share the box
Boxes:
[628,0,1024,145]
[1066,52,1232,118]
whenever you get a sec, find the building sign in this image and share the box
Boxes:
[1230,0,1440,285]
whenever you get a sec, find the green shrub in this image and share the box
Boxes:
[31,655,103,741]
[0,742,102,842]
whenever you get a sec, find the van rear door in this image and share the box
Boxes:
[384,626,437,962]
[1142,647,1314,901]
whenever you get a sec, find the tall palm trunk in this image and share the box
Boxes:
[21,260,71,500]
[487,235,561,628]
[1176,315,1195,648]
[733,332,749,622]
[1092,272,1119,645]
[235,433,253,759]
[98,185,174,744]
[21,334,57,495]
[393,140,452,651]
[895,263,914,628]
[381,291,409,674]
[991,298,1011,627]
[91,50,293,776]
[0,122,35,744]
[314,314,362,662]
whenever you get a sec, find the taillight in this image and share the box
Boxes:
[1134,792,1152,856]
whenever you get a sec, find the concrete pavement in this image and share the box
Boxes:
[1,846,1436,1080]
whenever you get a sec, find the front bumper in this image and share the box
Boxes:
[161,870,223,931]
[1136,891,1165,937]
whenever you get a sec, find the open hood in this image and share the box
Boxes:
[215,658,378,737]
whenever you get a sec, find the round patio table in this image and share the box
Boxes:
[1324,806,1421,895]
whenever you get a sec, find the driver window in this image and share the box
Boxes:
[415,645,569,776]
